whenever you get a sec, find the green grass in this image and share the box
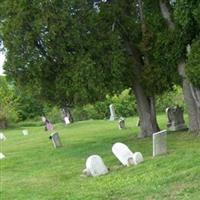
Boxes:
[1,114,200,200]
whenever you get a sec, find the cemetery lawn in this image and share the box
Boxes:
[1,114,200,200]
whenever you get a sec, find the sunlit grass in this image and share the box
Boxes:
[1,114,200,200]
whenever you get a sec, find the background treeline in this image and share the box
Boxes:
[0,76,184,126]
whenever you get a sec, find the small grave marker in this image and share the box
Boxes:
[118,117,125,129]
[0,133,6,141]
[22,130,29,136]
[0,152,5,160]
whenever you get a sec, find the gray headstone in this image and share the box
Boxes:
[166,106,188,131]
[153,130,167,157]
[118,117,125,129]
[49,132,62,148]
[109,104,117,121]
[84,155,108,177]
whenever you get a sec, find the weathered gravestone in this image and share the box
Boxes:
[49,133,62,148]
[112,142,143,166]
[153,130,167,157]
[0,152,5,160]
[83,155,109,177]
[118,117,125,129]
[22,130,29,136]
[0,133,6,141]
[166,106,188,131]
[46,121,54,131]
[109,104,117,121]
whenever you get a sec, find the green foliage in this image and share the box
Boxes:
[106,89,137,117]
[42,105,61,124]
[186,39,200,88]
[15,90,43,121]
[72,89,137,121]
[156,86,185,113]
[0,76,18,127]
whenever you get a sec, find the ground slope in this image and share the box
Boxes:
[1,115,200,200]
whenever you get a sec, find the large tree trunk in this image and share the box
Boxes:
[159,0,200,132]
[178,62,200,132]
[133,81,160,138]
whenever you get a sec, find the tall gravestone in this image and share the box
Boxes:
[109,104,117,121]
[83,155,109,177]
[166,106,188,131]
[49,133,62,148]
[153,130,167,157]
[112,142,143,166]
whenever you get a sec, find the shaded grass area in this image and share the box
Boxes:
[1,114,200,200]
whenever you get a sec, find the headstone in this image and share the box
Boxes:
[118,117,125,129]
[132,152,144,165]
[41,116,46,123]
[0,152,5,160]
[153,130,167,157]
[83,155,108,177]
[22,130,29,136]
[109,104,117,121]
[166,106,188,131]
[112,142,143,166]
[0,133,6,141]
[49,132,62,148]
[64,116,70,125]
[46,122,54,131]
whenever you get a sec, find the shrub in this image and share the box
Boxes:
[156,85,185,113]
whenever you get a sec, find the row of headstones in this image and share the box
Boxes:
[48,130,167,177]
[111,104,188,132]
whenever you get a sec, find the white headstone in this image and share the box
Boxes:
[112,142,134,166]
[109,104,117,121]
[132,152,144,165]
[49,132,62,148]
[153,130,167,157]
[0,152,5,160]
[85,155,108,177]
[0,133,6,141]
[64,116,70,125]
[22,130,29,136]
[41,116,46,123]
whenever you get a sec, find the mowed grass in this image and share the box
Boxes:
[1,114,200,200]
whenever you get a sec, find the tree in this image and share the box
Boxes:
[0,76,18,128]
[159,0,200,132]
[1,0,181,137]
